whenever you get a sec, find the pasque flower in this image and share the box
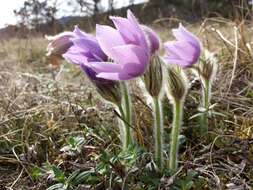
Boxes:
[195,49,218,135]
[140,26,165,169]
[61,26,122,104]
[142,26,162,97]
[58,26,133,149]
[166,67,188,172]
[89,10,150,81]
[164,24,201,68]
[163,24,200,172]
[46,25,121,104]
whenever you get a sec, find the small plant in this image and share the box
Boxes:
[44,163,66,189]
[143,54,164,169]
[45,10,221,187]
[40,163,100,190]
[142,27,164,169]
[195,50,218,135]
[166,67,189,172]
[60,136,85,155]
[163,24,201,172]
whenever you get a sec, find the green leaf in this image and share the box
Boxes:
[71,171,97,185]
[51,165,65,183]
[47,183,66,190]
[189,112,205,120]
[67,170,80,183]
[31,166,42,181]
[44,163,65,183]
[210,111,227,117]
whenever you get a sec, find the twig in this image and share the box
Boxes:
[227,27,239,94]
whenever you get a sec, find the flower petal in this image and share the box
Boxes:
[96,72,128,80]
[164,41,199,63]
[112,44,149,65]
[73,26,97,42]
[80,63,98,80]
[163,57,190,68]
[90,62,123,73]
[96,24,125,59]
[72,37,107,61]
[126,10,148,49]
[172,24,200,47]
[63,46,92,65]
[142,25,160,53]
[122,62,146,77]
[110,16,138,44]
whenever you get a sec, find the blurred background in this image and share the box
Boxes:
[1,0,253,39]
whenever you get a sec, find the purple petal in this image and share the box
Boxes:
[163,57,191,68]
[111,44,149,65]
[122,62,146,77]
[72,37,107,61]
[63,53,88,65]
[73,26,97,43]
[164,42,185,60]
[96,24,125,59]
[96,72,133,81]
[90,62,123,73]
[110,16,138,44]
[126,10,148,50]
[172,24,200,47]
[96,73,118,80]
[164,41,200,63]
[142,25,160,54]
[63,46,91,65]
[80,63,98,80]
[90,45,149,81]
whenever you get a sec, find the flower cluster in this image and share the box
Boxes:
[46,10,217,172]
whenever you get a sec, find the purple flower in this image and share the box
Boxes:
[89,10,151,81]
[63,26,106,64]
[62,26,107,79]
[164,24,201,68]
[59,26,122,104]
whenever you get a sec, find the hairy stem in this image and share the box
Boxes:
[117,104,127,149]
[200,79,210,135]
[121,82,132,149]
[153,97,163,170]
[169,99,183,172]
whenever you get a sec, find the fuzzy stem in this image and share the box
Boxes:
[153,97,163,170]
[200,79,210,135]
[117,104,127,149]
[121,82,132,149]
[169,99,183,172]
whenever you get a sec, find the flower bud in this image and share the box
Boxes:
[198,50,218,83]
[46,32,75,58]
[143,54,163,97]
[80,64,122,105]
[94,80,122,105]
[167,67,188,101]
